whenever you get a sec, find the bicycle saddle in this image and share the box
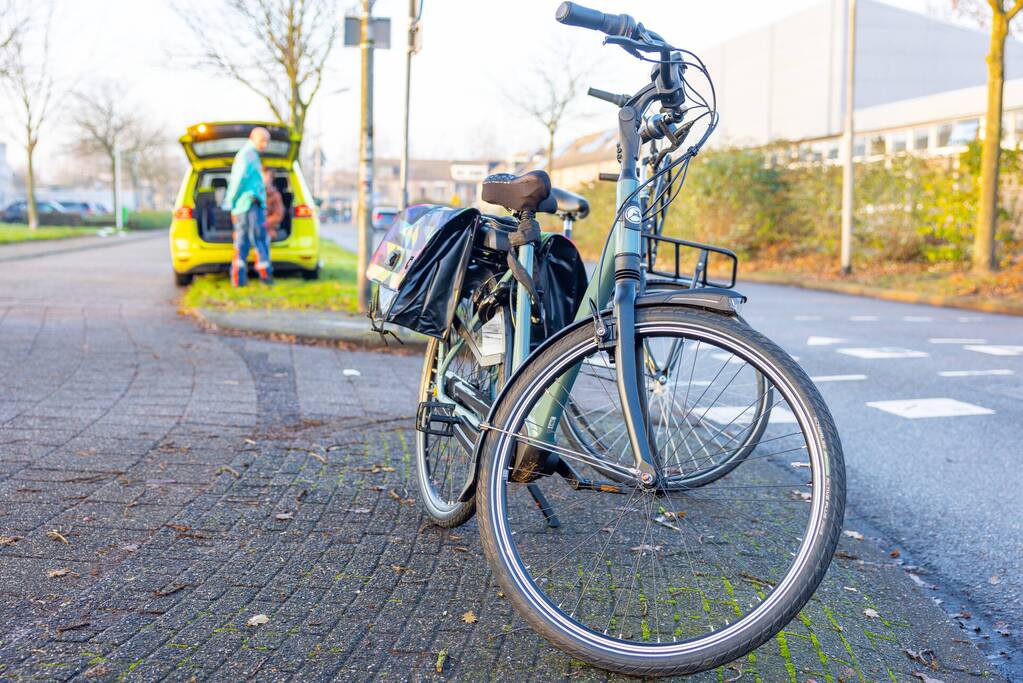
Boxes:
[481,170,552,213]
[538,187,590,219]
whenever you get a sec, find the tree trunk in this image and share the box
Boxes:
[974,14,1008,274]
[546,126,556,177]
[25,141,38,232]
[109,152,119,219]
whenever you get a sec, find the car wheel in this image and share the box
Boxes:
[174,272,194,287]
[301,266,320,281]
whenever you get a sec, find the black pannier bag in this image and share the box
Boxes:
[367,205,480,338]
[532,233,588,348]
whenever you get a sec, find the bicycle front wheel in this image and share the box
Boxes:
[476,306,845,677]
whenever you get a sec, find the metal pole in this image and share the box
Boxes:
[399,0,418,211]
[113,137,123,230]
[840,0,856,275]
[356,0,375,312]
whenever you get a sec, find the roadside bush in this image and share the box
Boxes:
[570,142,1021,266]
[83,210,173,231]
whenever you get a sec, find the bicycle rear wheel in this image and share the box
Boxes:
[476,306,845,676]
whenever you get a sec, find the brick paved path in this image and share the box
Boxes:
[0,237,1001,681]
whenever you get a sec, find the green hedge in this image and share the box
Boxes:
[571,142,1022,265]
[83,210,173,231]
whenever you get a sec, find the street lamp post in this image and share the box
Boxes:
[840,0,857,275]
[399,0,422,212]
[113,137,123,230]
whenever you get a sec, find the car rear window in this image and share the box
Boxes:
[192,138,292,159]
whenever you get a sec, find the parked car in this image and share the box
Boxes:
[1,200,77,224]
[59,200,109,216]
[169,121,321,286]
[372,206,399,232]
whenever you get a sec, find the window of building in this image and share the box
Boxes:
[890,132,908,153]
[913,128,930,151]
[937,123,955,147]
[868,135,886,156]
[948,119,979,146]
[853,136,867,158]
[826,145,839,160]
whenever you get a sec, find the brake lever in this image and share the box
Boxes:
[603,35,666,55]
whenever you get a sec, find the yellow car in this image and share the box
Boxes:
[169,121,321,286]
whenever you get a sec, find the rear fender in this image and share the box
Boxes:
[455,285,746,502]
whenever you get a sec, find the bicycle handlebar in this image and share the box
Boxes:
[555,2,636,38]
[587,87,629,107]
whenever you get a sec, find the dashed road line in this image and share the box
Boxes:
[702,405,797,424]
[837,347,929,359]
[794,315,822,321]
[902,315,934,322]
[807,336,846,346]
[965,345,1023,356]
[849,315,878,321]
[938,369,1014,377]
[811,374,867,382]
[928,338,986,344]
[865,398,994,419]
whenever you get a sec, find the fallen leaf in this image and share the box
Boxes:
[215,466,240,478]
[46,529,70,545]
[56,620,90,634]
[911,672,945,683]
[835,551,859,561]
[244,438,257,446]
[988,574,1001,585]
[995,620,1012,637]
[461,610,477,624]
[307,451,327,464]
[453,546,471,553]
[863,608,880,619]
[247,614,270,627]
[890,549,901,558]
[790,489,812,501]
[165,523,191,532]
[843,586,858,593]
[903,648,937,668]
[843,530,864,541]
[630,543,662,553]
[121,544,139,553]
[47,568,71,578]
[435,648,447,673]
[390,564,407,574]
[0,535,21,546]
[275,512,294,521]
[951,611,971,620]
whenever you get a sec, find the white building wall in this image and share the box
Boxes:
[700,0,1023,147]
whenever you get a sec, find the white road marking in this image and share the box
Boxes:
[965,345,1023,356]
[866,398,994,419]
[849,315,878,321]
[701,405,797,425]
[929,338,986,344]
[956,316,981,322]
[811,374,867,382]
[807,336,847,346]
[902,316,934,322]
[838,347,929,359]
[939,369,1014,377]
[794,315,822,321]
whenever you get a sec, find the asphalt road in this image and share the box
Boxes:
[0,232,1016,680]
[737,281,1023,644]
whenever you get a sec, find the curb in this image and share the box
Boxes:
[0,230,163,263]
[187,307,429,353]
[740,272,1023,317]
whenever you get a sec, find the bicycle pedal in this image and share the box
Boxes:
[416,401,459,437]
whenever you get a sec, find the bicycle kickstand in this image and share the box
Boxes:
[526,483,561,528]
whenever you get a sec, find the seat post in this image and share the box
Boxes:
[562,214,574,239]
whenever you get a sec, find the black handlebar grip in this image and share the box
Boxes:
[598,172,619,182]
[556,2,636,37]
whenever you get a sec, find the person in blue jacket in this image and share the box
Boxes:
[223,127,272,286]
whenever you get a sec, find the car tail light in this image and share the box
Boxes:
[174,206,193,220]
[294,204,313,218]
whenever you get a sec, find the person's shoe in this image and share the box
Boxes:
[261,276,274,287]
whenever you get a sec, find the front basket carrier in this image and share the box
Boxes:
[367,205,480,338]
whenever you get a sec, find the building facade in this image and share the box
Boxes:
[550,0,1023,189]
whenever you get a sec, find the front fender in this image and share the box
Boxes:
[455,285,746,502]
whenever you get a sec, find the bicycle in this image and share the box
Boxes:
[368,3,845,675]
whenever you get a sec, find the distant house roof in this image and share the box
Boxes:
[552,129,617,170]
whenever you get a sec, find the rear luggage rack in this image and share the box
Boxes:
[643,233,739,289]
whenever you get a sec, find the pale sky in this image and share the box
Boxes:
[0,0,941,180]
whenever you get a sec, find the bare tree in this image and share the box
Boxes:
[514,45,590,174]
[0,5,59,231]
[175,0,338,136]
[70,82,153,215]
[952,0,1023,272]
